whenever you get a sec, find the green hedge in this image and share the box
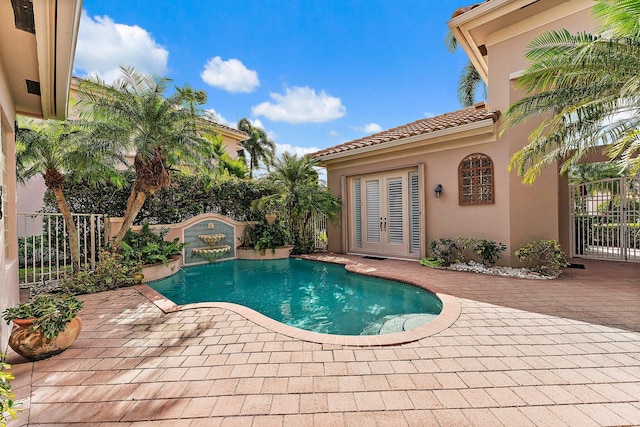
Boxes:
[43,172,277,224]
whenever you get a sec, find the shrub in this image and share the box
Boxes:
[242,220,292,254]
[514,239,568,277]
[0,355,19,424]
[60,252,141,295]
[474,239,507,267]
[430,237,507,267]
[430,238,459,266]
[120,223,186,266]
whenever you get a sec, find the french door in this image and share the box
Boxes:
[350,169,421,258]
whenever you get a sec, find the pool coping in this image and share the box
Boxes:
[135,257,462,347]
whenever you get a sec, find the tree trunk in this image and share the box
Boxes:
[110,191,147,251]
[53,189,81,272]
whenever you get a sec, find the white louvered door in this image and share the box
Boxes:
[352,170,417,257]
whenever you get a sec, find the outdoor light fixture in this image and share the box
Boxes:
[434,184,443,198]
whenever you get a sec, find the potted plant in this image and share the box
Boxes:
[120,224,186,281]
[2,294,84,361]
[237,220,293,259]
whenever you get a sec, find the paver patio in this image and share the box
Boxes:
[7,255,640,426]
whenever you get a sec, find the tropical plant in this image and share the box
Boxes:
[242,220,292,254]
[236,118,276,178]
[203,132,249,178]
[16,119,121,271]
[445,30,485,107]
[503,0,640,184]
[59,251,141,295]
[430,237,506,267]
[253,152,341,253]
[77,66,219,250]
[120,224,186,266]
[0,356,19,425]
[2,294,83,339]
[514,239,568,277]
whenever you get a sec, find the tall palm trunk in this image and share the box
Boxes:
[109,191,147,251]
[43,168,81,272]
[52,189,81,272]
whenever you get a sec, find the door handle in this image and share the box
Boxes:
[380,217,383,231]
[384,218,387,231]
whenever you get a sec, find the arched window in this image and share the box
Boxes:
[458,153,494,205]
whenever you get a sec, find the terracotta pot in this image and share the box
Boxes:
[12,318,36,329]
[9,317,83,361]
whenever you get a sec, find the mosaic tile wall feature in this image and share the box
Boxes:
[183,219,235,265]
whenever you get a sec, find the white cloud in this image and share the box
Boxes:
[354,123,382,134]
[328,130,341,138]
[74,10,169,83]
[424,111,437,118]
[204,109,234,127]
[252,86,346,124]
[275,143,321,158]
[201,57,259,93]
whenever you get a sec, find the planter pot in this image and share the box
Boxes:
[236,246,293,260]
[141,254,183,281]
[9,317,82,361]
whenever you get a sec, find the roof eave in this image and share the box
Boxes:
[33,0,83,120]
[315,118,497,164]
[447,0,549,85]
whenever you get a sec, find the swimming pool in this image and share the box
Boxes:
[149,258,443,336]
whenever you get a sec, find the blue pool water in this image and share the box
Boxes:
[149,258,442,335]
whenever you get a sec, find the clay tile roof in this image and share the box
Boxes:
[212,121,249,140]
[311,102,500,159]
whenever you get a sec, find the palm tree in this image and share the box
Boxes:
[236,118,276,178]
[255,152,340,251]
[445,30,485,107]
[502,0,640,184]
[16,119,121,270]
[77,66,219,250]
[203,133,249,178]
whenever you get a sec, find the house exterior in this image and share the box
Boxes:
[0,0,83,346]
[312,0,595,265]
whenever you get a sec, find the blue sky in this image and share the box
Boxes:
[75,1,478,159]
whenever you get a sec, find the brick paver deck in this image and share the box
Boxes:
[7,256,640,426]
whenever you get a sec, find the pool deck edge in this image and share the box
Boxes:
[134,271,461,347]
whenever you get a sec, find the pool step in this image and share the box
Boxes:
[360,313,438,335]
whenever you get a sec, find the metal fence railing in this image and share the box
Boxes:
[18,212,107,285]
[570,177,640,262]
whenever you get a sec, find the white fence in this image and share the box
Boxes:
[18,212,107,285]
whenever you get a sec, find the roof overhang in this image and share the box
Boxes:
[316,118,497,165]
[447,0,593,84]
[0,0,83,120]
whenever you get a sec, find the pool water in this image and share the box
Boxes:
[150,258,442,335]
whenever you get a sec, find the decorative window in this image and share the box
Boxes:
[458,153,494,205]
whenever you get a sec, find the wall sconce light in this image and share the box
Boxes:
[434,184,443,198]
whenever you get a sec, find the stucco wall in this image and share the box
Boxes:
[324,126,514,263]
[0,69,20,350]
[486,6,594,256]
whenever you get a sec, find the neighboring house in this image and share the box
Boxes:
[0,0,82,346]
[312,0,595,265]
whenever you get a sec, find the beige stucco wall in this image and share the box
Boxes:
[486,6,595,256]
[0,67,21,348]
[324,123,515,263]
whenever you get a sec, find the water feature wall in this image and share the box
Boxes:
[106,213,254,266]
